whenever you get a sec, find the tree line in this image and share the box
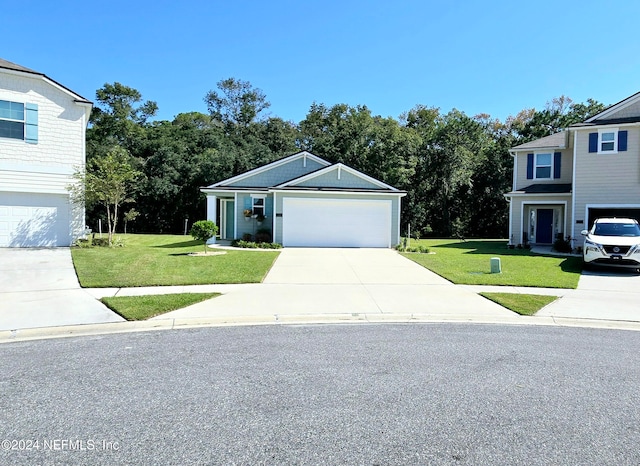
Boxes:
[85,79,606,239]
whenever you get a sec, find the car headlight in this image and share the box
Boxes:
[584,239,601,253]
[631,244,640,255]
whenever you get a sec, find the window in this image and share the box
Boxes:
[0,100,38,143]
[599,130,617,153]
[252,195,265,216]
[0,100,24,140]
[535,153,552,179]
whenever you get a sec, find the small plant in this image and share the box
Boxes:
[507,244,515,250]
[231,239,282,249]
[243,209,252,218]
[256,214,266,223]
[242,233,253,241]
[255,228,272,243]
[123,208,139,234]
[190,220,218,253]
[553,236,573,253]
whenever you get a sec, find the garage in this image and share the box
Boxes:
[282,197,392,247]
[587,207,640,229]
[0,193,71,247]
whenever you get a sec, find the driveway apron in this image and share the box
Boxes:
[0,248,124,330]
[537,269,640,321]
[157,248,517,321]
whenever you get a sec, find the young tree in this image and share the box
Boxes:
[190,220,218,253]
[70,145,140,246]
[123,208,140,234]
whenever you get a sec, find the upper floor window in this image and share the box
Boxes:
[599,130,617,153]
[0,100,38,143]
[535,153,552,179]
[588,129,627,154]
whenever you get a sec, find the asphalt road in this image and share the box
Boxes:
[1,324,640,465]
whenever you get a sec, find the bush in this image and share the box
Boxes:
[553,236,573,253]
[190,220,218,253]
[255,228,272,243]
[231,240,282,249]
[242,233,252,241]
[395,241,430,253]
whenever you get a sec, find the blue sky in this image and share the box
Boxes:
[5,0,640,124]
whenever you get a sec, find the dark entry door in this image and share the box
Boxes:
[536,209,554,244]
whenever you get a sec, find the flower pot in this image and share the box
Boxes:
[244,217,250,222]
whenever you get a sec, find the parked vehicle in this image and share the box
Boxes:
[581,218,640,269]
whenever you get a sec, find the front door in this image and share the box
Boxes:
[536,209,554,244]
[220,200,235,240]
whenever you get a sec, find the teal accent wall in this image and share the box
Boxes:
[225,201,234,238]
[227,157,326,187]
[295,169,383,189]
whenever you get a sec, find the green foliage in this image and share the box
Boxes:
[231,240,282,249]
[190,220,218,252]
[101,293,219,320]
[70,145,140,246]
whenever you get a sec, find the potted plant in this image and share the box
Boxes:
[256,214,265,225]
[243,209,252,222]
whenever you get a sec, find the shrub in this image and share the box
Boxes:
[190,220,218,253]
[553,236,573,253]
[242,233,253,241]
[231,240,282,249]
[255,228,272,243]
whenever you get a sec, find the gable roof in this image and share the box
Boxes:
[573,91,640,126]
[511,131,568,151]
[0,57,92,105]
[276,163,400,192]
[205,151,330,188]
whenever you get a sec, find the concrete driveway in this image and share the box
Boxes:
[156,248,519,322]
[538,268,640,321]
[0,248,124,330]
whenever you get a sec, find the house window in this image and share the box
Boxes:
[0,100,38,143]
[251,195,265,216]
[598,130,617,153]
[0,100,25,140]
[534,153,552,179]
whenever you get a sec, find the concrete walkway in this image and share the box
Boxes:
[0,248,124,331]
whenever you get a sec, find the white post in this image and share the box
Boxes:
[408,223,411,248]
[206,195,217,244]
[99,219,102,238]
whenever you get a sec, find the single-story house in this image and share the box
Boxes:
[201,151,406,247]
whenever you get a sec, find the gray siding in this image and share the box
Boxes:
[295,169,383,189]
[601,100,640,120]
[573,127,640,235]
[514,148,573,190]
[227,158,326,187]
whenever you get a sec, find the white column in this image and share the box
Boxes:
[206,194,217,243]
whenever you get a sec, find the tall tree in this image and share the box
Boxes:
[204,78,270,128]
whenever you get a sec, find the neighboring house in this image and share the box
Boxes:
[201,151,406,247]
[505,91,640,247]
[0,58,92,247]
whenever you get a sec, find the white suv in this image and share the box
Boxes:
[581,218,640,269]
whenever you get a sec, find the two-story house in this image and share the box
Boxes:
[0,58,92,247]
[505,91,640,248]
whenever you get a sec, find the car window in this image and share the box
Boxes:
[593,223,640,236]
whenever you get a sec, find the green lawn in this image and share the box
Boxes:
[71,234,279,287]
[401,239,582,288]
[480,292,558,316]
[101,293,220,320]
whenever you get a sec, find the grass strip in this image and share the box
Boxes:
[480,292,557,316]
[101,292,220,320]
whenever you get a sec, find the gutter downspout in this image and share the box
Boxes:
[571,130,577,246]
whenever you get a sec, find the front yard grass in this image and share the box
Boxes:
[480,292,557,316]
[401,239,582,289]
[101,293,219,320]
[71,234,279,287]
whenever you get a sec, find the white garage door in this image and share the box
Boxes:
[0,193,71,247]
[283,198,392,247]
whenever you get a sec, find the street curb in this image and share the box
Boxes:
[2,313,640,343]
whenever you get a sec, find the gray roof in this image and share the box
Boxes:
[509,183,572,194]
[0,57,92,104]
[511,131,567,151]
[0,58,40,75]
